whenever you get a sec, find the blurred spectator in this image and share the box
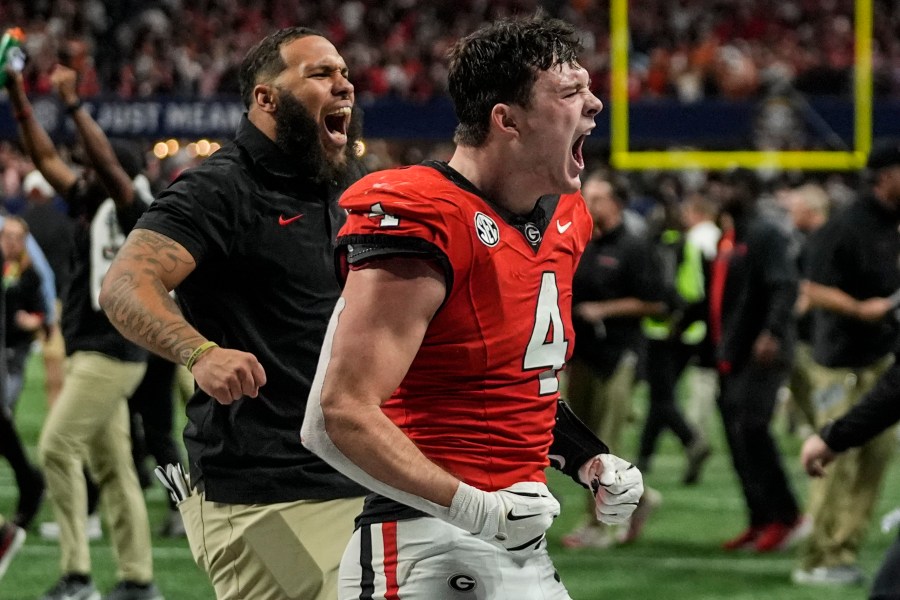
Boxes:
[1,215,45,411]
[638,183,712,486]
[794,143,900,587]
[562,169,667,549]
[712,168,804,554]
[21,169,74,405]
[784,182,830,437]
[680,190,722,447]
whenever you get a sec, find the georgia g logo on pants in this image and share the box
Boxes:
[448,574,477,592]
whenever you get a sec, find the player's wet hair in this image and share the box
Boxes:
[448,14,583,147]
[239,26,323,109]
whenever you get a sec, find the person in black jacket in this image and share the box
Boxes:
[0,226,45,532]
[710,169,804,553]
[801,356,900,599]
[0,245,27,578]
[1,216,47,409]
[794,143,900,587]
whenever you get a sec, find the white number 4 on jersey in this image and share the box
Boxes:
[524,272,568,395]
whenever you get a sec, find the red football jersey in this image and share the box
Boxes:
[337,162,592,491]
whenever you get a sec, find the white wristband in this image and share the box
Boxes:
[448,481,490,535]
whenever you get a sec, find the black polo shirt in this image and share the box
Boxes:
[572,223,664,377]
[137,116,366,503]
[809,195,900,368]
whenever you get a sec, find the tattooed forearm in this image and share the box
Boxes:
[102,273,202,364]
[100,228,204,365]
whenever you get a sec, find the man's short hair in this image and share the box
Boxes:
[448,14,583,147]
[239,27,323,109]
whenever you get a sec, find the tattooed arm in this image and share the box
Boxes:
[100,228,266,404]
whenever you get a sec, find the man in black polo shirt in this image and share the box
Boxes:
[562,169,667,548]
[793,144,900,587]
[100,28,366,600]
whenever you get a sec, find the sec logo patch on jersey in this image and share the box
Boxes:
[474,212,500,247]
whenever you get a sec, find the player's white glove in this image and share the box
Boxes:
[447,481,560,553]
[579,454,643,525]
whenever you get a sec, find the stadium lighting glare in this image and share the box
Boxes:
[196,139,211,156]
[609,0,873,171]
[153,141,168,159]
[165,138,180,156]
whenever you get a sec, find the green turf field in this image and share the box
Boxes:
[2,357,896,599]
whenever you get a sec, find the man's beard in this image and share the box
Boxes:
[273,88,362,185]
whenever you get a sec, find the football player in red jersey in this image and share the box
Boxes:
[303,15,643,599]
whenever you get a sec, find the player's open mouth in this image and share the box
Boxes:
[324,107,351,145]
[571,135,586,169]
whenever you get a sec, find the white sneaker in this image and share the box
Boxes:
[39,513,102,541]
[792,565,866,586]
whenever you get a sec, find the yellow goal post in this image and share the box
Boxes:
[608,0,872,171]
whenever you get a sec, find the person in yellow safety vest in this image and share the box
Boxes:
[638,226,712,485]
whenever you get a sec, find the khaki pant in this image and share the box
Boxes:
[684,365,718,444]
[40,300,67,360]
[564,353,637,452]
[180,493,364,600]
[786,341,817,431]
[799,355,896,569]
[563,353,637,524]
[38,351,150,580]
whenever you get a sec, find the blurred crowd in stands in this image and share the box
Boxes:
[0,0,898,103]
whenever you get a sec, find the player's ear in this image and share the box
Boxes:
[254,84,277,113]
[491,104,518,137]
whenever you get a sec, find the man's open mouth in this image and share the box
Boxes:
[324,107,351,143]
[571,134,586,169]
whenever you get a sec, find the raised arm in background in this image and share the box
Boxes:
[49,66,136,207]
[3,67,77,196]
